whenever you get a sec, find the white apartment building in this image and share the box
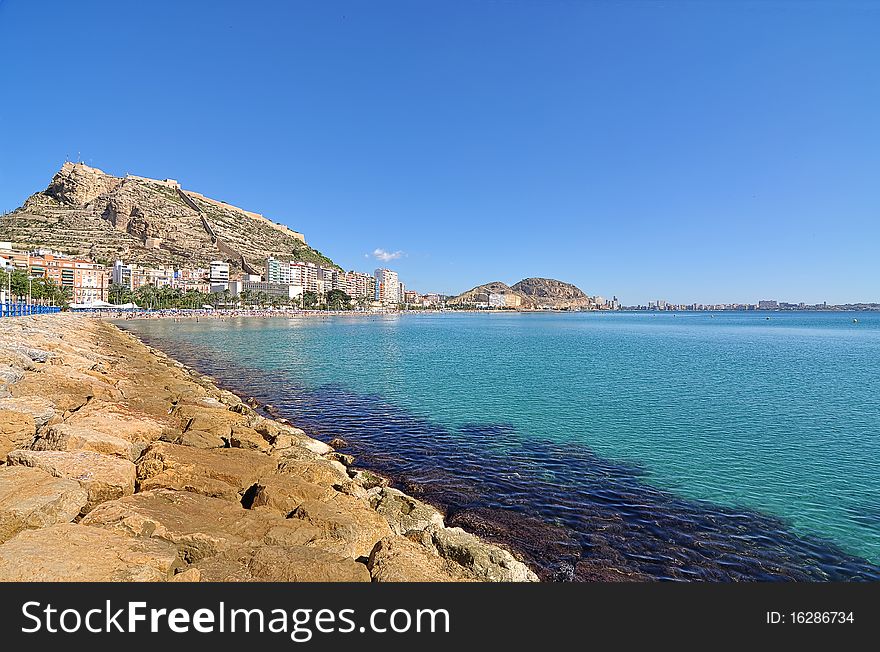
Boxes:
[112,261,174,290]
[209,261,230,287]
[293,262,319,294]
[265,257,290,284]
[374,268,400,305]
[265,257,327,294]
[229,280,303,302]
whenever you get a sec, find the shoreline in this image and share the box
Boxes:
[72,307,879,324]
[0,314,538,582]
[119,312,880,582]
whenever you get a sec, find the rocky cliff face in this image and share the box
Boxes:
[1,163,337,271]
[512,277,593,309]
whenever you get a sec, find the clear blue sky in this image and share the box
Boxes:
[1,1,878,304]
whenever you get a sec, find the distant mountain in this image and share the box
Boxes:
[448,277,596,309]
[446,281,535,308]
[0,162,337,273]
[512,277,594,309]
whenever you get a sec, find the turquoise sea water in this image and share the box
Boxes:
[122,311,880,580]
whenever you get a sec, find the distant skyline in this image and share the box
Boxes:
[1,1,878,304]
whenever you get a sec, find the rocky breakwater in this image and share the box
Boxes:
[0,314,538,582]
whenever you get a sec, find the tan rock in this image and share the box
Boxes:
[247,474,333,515]
[0,396,55,429]
[368,536,473,582]
[136,442,276,501]
[173,404,246,439]
[65,401,167,447]
[169,567,201,582]
[269,433,294,450]
[0,523,179,581]
[277,458,350,488]
[229,425,271,453]
[82,489,324,562]
[0,409,36,459]
[162,430,227,449]
[253,418,282,441]
[30,423,141,461]
[290,493,393,559]
[195,545,371,582]
[325,451,355,466]
[0,365,23,385]
[422,526,539,582]
[9,366,120,412]
[82,489,254,562]
[369,487,445,535]
[0,466,88,543]
[6,449,135,513]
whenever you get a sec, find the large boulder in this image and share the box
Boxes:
[247,474,334,515]
[367,536,473,582]
[6,449,135,513]
[229,425,271,453]
[0,347,35,372]
[277,458,350,489]
[65,401,167,448]
[172,404,247,440]
[0,366,23,385]
[160,430,227,449]
[0,409,36,459]
[368,487,445,535]
[82,489,325,563]
[0,466,88,543]
[136,442,277,501]
[9,366,120,412]
[30,423,141,461]
[290,493,393,559]
[82,489,255,563]
[194,545,370,582]
[0,396,55,429]
[0,523,179,581]
[416,526,539,582]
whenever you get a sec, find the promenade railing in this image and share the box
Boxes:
[0,302,62,318]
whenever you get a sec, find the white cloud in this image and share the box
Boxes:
[372,248,404,262]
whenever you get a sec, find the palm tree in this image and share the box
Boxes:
[302,290,319,310]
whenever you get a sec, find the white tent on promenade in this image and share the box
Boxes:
[70,301,141,310]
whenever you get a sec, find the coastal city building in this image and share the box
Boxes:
[374,268,400,305]
[112,261,175,290]
[209,261,231,290]
[1,243,110,303]
[403,290,419,305]
[265,257,339,295]
[319,266,341,295]
[344,271,377,301]
[111,260,213,294]
[229,279,303,302]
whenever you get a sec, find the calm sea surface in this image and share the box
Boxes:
[120,311,880,581]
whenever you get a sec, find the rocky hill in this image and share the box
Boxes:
[449,277,596,309]
[445,281,535,308]
[0,162,337,272]
[512,277,594,309]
